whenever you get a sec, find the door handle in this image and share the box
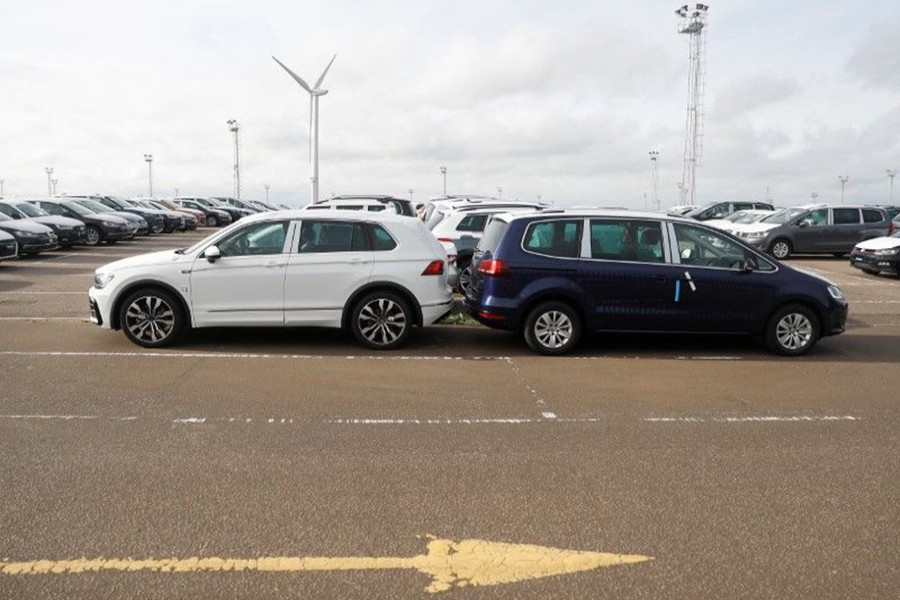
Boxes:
[349,258,371,264]
[264,261,284,268]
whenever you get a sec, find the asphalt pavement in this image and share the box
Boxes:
[1,230,898,599]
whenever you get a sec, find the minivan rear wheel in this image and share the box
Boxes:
[351,291,413,350]
[765,304,819,356]
[770,238,792,260]
[119,288,186,348]
[524,301,581,356]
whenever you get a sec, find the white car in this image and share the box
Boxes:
[705,209,776,235]
[850,230,900,277]
[89,210,454,350]
[0,230,17,262]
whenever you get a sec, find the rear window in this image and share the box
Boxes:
[299,220,368,253]
[477,218,509,253]
[862,209,884,224]
[832,208,860,225]
[523,219,582,258]
[456,214,489,232]
[367,224,397,251]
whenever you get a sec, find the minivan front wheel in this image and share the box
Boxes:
[524,301,581,356]
[119,288,185,348]
[770,238,792,260]
[765,304,819,356]
[351,291,413,350]
[85,225,102,246]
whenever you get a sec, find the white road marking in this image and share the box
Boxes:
[675,355,743,360]
[0,350,511,361]
[0,317,89,322]
[0,291,85,295]
[541,412,558,420]
[643,415,858,423]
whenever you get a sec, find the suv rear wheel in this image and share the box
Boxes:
[765,304,819,356]
[119,288,186,348]
[524,301,581,355]
[351,291,413,350]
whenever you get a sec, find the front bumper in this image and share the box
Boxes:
[18,236,59,254]
[850,250,900,275]
[88,287,114,329]
[56,226,88,245]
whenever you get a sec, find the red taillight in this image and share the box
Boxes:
[478,311,506,321]
[477,259,509,277]
[889,220,896,235]
[437,237,453,243]
[421,260,445,276]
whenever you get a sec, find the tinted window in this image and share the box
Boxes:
[801,209,828,227]
[832,208,860,225]
[368,224,397,251]
[523,220,582,258]
[218,221,289,257]
[37,202,65,216]
[477,218,508,253]
[673,223,773,271]
[862,209,884,224]
[456,214,489,232]
[589,220,664,263]
[733,203,753,211]
[299,220,368,253]
[0,204,20,218]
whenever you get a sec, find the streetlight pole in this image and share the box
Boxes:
[265,185,270,203]
[887,169,896,204]
[0,178,4,197]
[51,178,58,195]
[649,150,660,212]
[497,186,503,199]
[408,188,414,202]
[439,165,447,196]
[227,119,241,199]
[811,191,818,202]
[144,154,154,197]
[45,167,54,196]
[838,175,848,204]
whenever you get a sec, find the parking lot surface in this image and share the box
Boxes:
[1,232,899,598]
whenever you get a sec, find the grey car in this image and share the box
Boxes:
[735,204,892,259]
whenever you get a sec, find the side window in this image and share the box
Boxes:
[456,214,489,232]
[832,208,860,225]
[705,204,730,219]
[801,209,828,227]
[217,221,289,257]
[40,203,65,216]
[367,223,397,251]
[0,204,19,218]
[733,203,753,211]
[523,220,582,258]
[366,205,386,212]
[672,223,771,270]
[299,220,368,253]
[862,209,885,224]
[589,220,664,263]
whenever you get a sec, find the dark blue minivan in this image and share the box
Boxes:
[463,210,848,355]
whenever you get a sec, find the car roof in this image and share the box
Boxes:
[239,208,410,224]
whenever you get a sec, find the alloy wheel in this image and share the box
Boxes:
[124,295,176,344]
[458,265,473,295]
[533,310,574,350]
[775,312,813,352]
[85,227,101,246]
[771,240,791,259]
[357,297,408,347]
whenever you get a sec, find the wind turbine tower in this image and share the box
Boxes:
[676,3,709,206]
[273,54,337,204]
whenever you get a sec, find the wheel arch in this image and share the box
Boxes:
[110,280,191,331]
[761,297,826,339]
[342,282,423,329]
[517,291,587,332]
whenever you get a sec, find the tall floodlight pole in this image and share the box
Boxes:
[676,4,709,206]
[1,178,5,196]
[811,192,818,201]
[649,151,660,211]
[838,175,848,203]
[265,184,270,203]
[497,187,503,199]
[408,188,414,201]
[51,178,58,195]
[887,169,896,204]
[273,54,337,205]
[439,165,447,196]
[45,167,54,196]
[227,119,241,199]
[144,154,154,197]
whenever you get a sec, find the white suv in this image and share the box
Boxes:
[89,210,453,350]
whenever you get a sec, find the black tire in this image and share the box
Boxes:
[764,304,819,356]
[523,301,582,356]
[350,291,413,350]
[151,223,165,234]
[118,288,186,348]
[206,215,218,227]
[832,252,846,258]
[85,225,102,246]
[769,238,792,260]
[457,264,473,296]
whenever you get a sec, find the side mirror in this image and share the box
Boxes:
[204,245,221,263]
[797,221,808,228]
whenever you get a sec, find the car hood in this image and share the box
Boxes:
[787,265,837,287]
[102,211,144,222]
[854,236,900,250]
[0,220,54,234]
[737,222,780,234]
[99,249,187,273]
[31,216,84,228]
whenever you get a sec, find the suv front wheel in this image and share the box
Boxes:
[524,301,581,355]
[119,288,186,348]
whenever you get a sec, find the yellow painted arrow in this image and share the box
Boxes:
[0,536,652,593]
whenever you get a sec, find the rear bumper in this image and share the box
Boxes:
[462,299,515,330]
[421,298,455,326]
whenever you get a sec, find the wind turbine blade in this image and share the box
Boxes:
[314,54,337,90]
[272,56,312,93]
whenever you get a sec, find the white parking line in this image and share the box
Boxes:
[0,291,85,295]
[643,415,858,423]
[0,317,88,322]
[0,350,511,361]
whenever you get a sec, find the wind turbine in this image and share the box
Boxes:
[272,54,337,204]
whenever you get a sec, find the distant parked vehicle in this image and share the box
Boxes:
[212,197,264,213]
[735,205,892,259]
[88,210,453,349]
[137,199,203,229]
[464,209,848,356]
[69,198,147,236]
[703,209,776,235]
[313,195,417,217]
[28,199,132,246]
[67,195,166,234]
[0,230,19,262]
[0,212,58,256]
[173,199,232,227]
[177,197,251,223]
[665,205,698,216]
[685,201,776,222]
[0,199,87,247]
[850,230,900,277]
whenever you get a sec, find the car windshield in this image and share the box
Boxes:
[61,201,94,216]
[11,202,48,217]
[148,202,168,210]
[761,207,806,225]
[77,199,112,212]
[477,218,509,253]
[728,211,770,224]
[0,212,10,221]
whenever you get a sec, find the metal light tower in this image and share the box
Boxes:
[51,178,58,195]
[45,167,54,196]
[676,3,709,206]
[144,154,154,197]
[887,169,896,204]
[408,188,414,201]
[497,187,503,199]
[227,119,241,199]
[811,191,818,201]
[838,175,848,203]
[273,54,337,205]
[0,178,5,197]
[649,151,660,211]
[439,165,447,196]
[265,184,270,203]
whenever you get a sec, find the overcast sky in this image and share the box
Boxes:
[2,0,899,208]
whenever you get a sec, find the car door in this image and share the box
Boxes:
[668,222,777,333]
[576,218,676,331]
[189,219,293,326]
[831,208,862,251]
[283,218,374,326]
[792,208,829,252]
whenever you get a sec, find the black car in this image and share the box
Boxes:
[0,212,59,255]
[70,195,166,234]
[178,197,247,223]
[212,197,263,214]
[0,199,87,247]
[28,199,132,246]
[69,198,148,236]
[137,200,193,231]
[173,199,232,227]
